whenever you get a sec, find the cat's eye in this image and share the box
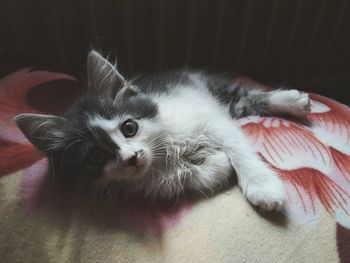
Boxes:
[121,119,138,138]
[88,148,107,166]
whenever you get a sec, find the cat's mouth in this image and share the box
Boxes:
[103,157,151,181]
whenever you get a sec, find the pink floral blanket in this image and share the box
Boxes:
[0,68,349,263]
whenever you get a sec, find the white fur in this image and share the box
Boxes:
[90,72,287,210]
[269,89,311,118]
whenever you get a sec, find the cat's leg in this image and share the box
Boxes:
[188,151,233,194]
[266,89,311,118]
[217,120,286,211]
[231,88,311,119]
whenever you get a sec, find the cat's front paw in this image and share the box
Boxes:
[244,177,286,211]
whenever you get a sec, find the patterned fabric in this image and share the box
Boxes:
[0,69,349,263]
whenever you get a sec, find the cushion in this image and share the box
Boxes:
[0,68,349,263]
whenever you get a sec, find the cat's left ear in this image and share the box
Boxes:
[87,50,126,98]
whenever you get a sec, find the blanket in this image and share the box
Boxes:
[0,68,349,263]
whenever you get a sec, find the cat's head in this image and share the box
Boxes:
[15,50,165,185]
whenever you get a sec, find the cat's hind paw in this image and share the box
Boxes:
[270,89,311,118]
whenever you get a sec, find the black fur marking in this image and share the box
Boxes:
[132,70,191,94]
[204,73,270,118]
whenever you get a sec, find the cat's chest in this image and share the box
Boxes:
[152,86,231,170]
[153,86,229,134]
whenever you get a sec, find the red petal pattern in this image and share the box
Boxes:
[0,139,42,177]
[331,148,350,184]
[279,167,350,215]
[241,93,350,225]
[241,118,332,173]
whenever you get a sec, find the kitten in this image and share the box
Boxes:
[15,50,311,211]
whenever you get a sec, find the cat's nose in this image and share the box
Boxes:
[127,152,138,167]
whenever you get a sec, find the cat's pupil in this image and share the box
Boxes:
[88,148,107,166]
[121,119,138,137]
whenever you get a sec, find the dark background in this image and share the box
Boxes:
[0,0,349,104]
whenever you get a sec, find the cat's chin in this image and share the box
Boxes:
[128,164,149,179]
[103,160,151,182]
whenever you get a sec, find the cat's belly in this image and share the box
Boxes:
[142,86,236,198]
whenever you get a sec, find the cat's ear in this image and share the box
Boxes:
[14,113,66,155]
[87,50,126,98]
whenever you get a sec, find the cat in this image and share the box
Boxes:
[14,50,311,211]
